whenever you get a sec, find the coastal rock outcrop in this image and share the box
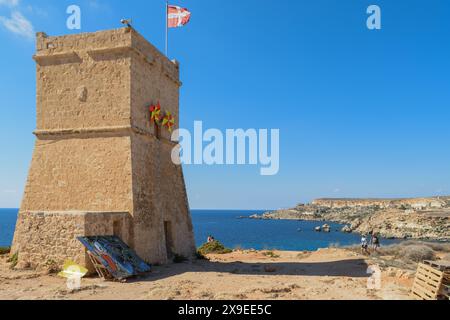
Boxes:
[249,196,450,240]
[341,225,353,233]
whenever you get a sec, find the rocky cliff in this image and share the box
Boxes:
[250,196,450,240]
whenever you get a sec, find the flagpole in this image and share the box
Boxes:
[165,0,169,57]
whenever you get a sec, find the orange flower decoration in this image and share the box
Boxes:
[162,111,175,133]
[149,102,162,124]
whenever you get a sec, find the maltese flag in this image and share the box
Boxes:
[168,5,191,28]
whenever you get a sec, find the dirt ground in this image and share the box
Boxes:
[0,248,414,300]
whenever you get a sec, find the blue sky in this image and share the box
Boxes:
[0,0,449,209]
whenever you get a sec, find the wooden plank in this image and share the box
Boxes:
[416,267,443,283]
[414,277,439,293]
[416,272,442,286]
[418,264,444,279]
[411,263,447,300]
[415,272,441,287]
[420,262,442,274]
[411,291,426,300]
[87,252,112,281]
[416,273,442,288]
[424,260,450,272]
[419,263,444,276]
[411,284,436,300]
[417,267,442,281]
[411,288,434,300]
[412,280,438,297]
[413,281,438,295]
[411,292,429,300]
[416,269,441,282]
[413,278,439,295]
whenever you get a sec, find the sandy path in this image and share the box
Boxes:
[0,249,413,300]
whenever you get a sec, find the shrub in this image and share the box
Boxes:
[263,251,280,258]
[296,252,312,259]
[8,252,18,269]
[44,259,60,274]
[401,241,450,253]
[346,241,441,270]
[197,241,232,256]
[422,242,450,253]
[0,247,11,255]
[378,241,450,258]
[400,245,436,263]
[378,245,402,256]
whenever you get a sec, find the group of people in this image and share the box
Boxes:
[361,231,381,255]
[207,235,216,243]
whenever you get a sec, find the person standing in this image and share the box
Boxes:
[372,233,380,252]
[361,234,369,255]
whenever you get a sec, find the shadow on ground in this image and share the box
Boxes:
[130,259,370,283]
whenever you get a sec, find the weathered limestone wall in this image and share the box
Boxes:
[12,27,195,270]
[34,29,132,131]
[129,31,180,141]
[19,137,133,212]
[130,135,196,263]
[159,142,196,257]
[12,212,132,270]
[128,30,194,262]
[130,133,165,262]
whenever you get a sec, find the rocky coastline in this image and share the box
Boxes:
[249,196,450,241]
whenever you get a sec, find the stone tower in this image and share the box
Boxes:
[11,28,196,270]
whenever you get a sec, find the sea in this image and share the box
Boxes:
[0,209,401,250]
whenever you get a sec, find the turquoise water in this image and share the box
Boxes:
[0,209,400,250]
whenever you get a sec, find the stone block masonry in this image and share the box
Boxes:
[12,27,196,271]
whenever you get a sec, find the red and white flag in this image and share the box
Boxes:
[168,5,191,28]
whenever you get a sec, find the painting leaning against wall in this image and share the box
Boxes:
[78,236,151,280]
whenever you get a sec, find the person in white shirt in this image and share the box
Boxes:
[361,235,369,255]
